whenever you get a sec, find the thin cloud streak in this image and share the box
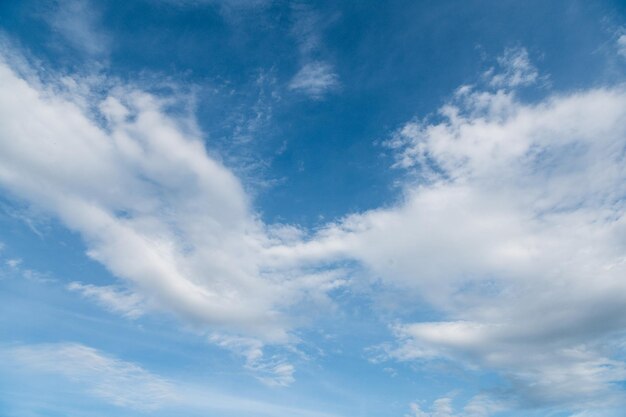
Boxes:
[1,342,345,417]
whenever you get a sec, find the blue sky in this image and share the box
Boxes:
[1,1,626,416]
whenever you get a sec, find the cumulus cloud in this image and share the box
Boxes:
[0,49,341,349]
[6,343,176,410]
[270,52,626,411]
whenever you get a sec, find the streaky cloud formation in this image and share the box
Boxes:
[0,49,343,352]
[485,47,539,88]
[67,281,146,318]
[1,342,342,417]
[289,61,340,99]
[5,343,176,410]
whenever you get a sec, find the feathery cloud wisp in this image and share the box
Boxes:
[6,343,175,410]
[289,61,339,99]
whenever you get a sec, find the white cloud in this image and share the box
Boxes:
[407,397,453,417]
[0,49,340,347]
[67,281,146,318]
[208,333,295,386]
[4,35,626,413]
[462,395,505,417]
[270,53,626,410]
[617,34,626,58]
[44,0,110,57]
[2,342,342,417]
[486,47,538,88]
[406,395,504,417]
[290,3,324,57]
[6,258,22,269]
[7,343,176,410]
[289,61,339,99]
[288,5,340,99]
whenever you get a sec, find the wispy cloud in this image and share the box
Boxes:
[617,34,626,58]
[289,61,339,99]
[67,281,146,318]
[2,342,344,417]
[288,5,339,99]
[6,343,176,410]
[6,258,22,269]
[209,333,295,386]
[1,254,55,283]
[484,47,539,88]
[406,395,505,417]
[44,0,110,57]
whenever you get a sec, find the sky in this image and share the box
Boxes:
[0,1,626,416]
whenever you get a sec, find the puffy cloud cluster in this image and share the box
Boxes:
[274,50,626,410]
[378,82,626,409]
